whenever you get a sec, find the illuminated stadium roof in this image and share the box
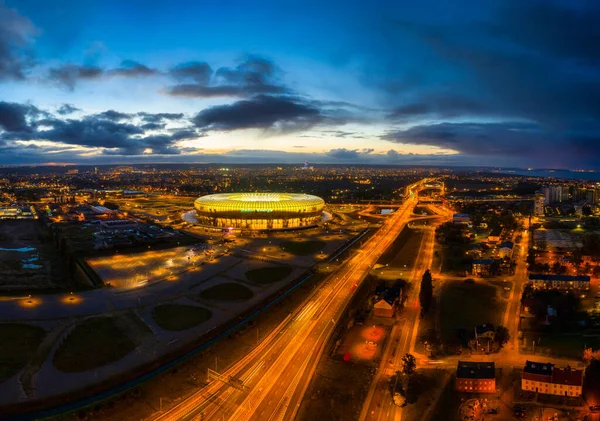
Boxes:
[194,193,324,212]
[194,193,325,230]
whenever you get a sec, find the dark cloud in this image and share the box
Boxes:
[167,56,289,98]
[105,129,199,155]
[95,110,132,121]
[0,101,39,132]
[388,93,492,121]
[0,3,36,80]
[326,148,362,160]
[140,122,165,130]
[19,116,145,149]
[383,122,541,155]
[493,2,600,67]
[0,103,200,157]
[137,112,185,123]
[389,1,600,128]
[170,61,212,84]
[56,104,81,115]
[107,60,159,77]
[48,64,103,90]
[192,95,323,132]
[48,60,158,90]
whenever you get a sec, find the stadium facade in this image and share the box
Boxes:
[194,193,325,230]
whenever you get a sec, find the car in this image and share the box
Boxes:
[590,405,600,412]
[366,341,377,346]
[486,408,498,414]
[513,405,525,412]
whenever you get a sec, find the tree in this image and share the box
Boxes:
[419,270,433,315]
[551,261,562,274]
[572,249,583,267]
[537,238,547,251]
[401,353,417,375]
[583,347,600,364]
[494,325,510,349]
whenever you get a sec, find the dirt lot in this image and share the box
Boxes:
[0,220,68,292]
[336,322,389,364]
[297,359,374,421]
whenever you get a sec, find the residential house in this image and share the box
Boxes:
[373,298,394,318]
[522,361,584,397]
[488,227,503,243]
[528,274,590,290]
[472,259,494,277]
[469,323,496,352]
[453,214,471,225]
[498,241,514,259]
[456,361,496,393]
[373,285,402,318]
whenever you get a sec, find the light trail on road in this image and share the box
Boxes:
[152,181,426,421]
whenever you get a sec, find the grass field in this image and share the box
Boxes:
[53,316,137,372]
[525,333,600,359]
[280,240,326,256]
[377,226,423,268]
[0,323,46,381]
[200,282,254,301]
[245,266,293,285]
[297,359,374,421]
[153,304,213,331]
[440,280,504,345]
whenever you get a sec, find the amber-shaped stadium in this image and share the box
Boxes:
[193,193,325,231]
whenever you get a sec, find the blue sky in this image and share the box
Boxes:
[1,0,599,168]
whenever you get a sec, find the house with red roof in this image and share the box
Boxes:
[521,360,584,397]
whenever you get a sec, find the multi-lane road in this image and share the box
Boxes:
[153,181,426,421]
[359,203,454,421]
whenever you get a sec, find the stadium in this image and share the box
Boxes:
[194,193,325,231]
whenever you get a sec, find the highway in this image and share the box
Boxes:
[359,203,454,421]
[152,181,426,421]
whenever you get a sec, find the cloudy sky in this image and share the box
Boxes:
[1,0,599,168]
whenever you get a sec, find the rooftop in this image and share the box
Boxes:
[528,273,590,282]
[523,360,554,376]
[457,361,495,379]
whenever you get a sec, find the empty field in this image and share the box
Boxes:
[153,304,213,331]
[440,280,505,345]
[245,266,293,285]
[200,282,254,301]
[280,240,326,256]
[53,316,137,372]
[0,323,46,381]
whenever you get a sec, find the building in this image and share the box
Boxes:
[452,214,471,225]
[528,273,590,290]
[194,193,325,231]
[470,323,496,352]
[488,227,503,243]
[544,186,567,204]
[534,192,545,216]
[99,220,139,230]
[373,285,401,318]
[456,361,496,393]
[0,205,36,219]
[373,298,394,318]
[498,241,514,259]
[472,259,494,277]
[522,361,584,397]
